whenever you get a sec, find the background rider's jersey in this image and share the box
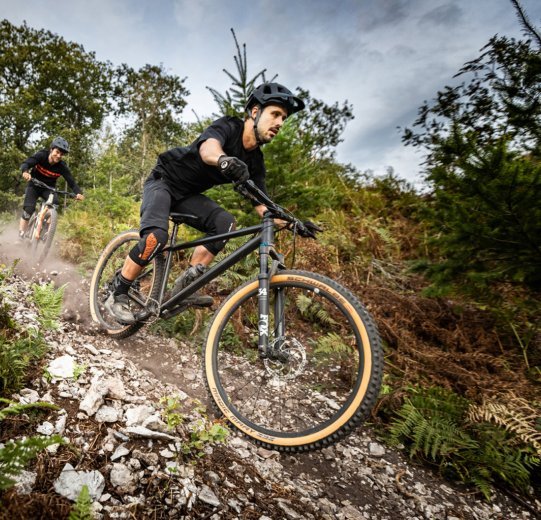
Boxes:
[156,116,267,201]
[21,149,82,194]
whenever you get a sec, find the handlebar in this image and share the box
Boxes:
[233,180,320,238]
[29,177,77,198]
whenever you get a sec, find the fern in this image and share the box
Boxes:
[313,332,351,362]
[214,237,259,291]
[296,294,337,326]
[31,282,66,330]
[389,386,539,499]
[468,396,541,457]
[0,399,59,421]
[69,485,94,520]
[0,333,47,392]
[0,435,64,490]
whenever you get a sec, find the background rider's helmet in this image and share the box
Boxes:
[50,136,70,154]
[245,83,305,116]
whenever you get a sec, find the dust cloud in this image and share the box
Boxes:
[0,221,93,328]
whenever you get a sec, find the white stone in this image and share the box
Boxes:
[53,463,105,501]
[47,355,76,379]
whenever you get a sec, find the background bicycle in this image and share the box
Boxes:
[89,180,384,452]
[21,178,76,264]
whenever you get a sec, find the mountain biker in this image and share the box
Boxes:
[18,136,85,238]
[105,82,308,324]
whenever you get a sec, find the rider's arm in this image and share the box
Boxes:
[199,138,226,166]
[60,164,84,199]
[20,151,42,180]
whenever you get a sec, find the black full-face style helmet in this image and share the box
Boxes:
[50,136,70,154]
[245,82,305,116]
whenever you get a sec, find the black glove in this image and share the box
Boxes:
[296,220,322,239]
[217,155,249,183]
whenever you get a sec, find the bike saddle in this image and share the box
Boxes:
[169,212,198,224]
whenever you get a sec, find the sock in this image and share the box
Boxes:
[114,274,133,296]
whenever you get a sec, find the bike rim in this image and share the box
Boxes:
[205,274,374,447]
[93,236,158,331]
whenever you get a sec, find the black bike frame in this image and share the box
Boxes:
[138,213,281,356]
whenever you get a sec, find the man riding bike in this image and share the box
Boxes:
[19,136,85,238]
[105,82,316,325]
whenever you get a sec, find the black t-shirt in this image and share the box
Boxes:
[157,116,267,200]
[21,150,82,194]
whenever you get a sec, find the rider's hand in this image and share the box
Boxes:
[76,193,85,201]
[22,171,31,181]
[295,220,322,239]
[217,155,249,183]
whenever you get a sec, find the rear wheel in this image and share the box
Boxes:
[31,207,57,263]
[203,270,383,452]
[89,230,165,338]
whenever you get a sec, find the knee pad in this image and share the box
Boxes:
[205,209,236,256]
[22,209,33,221]
[129,228,168,266]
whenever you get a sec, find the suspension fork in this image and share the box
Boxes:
[257,214,287,358]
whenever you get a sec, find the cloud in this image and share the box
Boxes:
[419,4,463,27]
[2,0,541,185]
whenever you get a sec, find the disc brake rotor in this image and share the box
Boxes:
[263,337,307,381]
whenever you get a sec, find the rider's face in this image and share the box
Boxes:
[254,104,288,144]
[49,148,65,164]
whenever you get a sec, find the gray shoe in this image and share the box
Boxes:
[104,293,136,324]
[171,264,213,307]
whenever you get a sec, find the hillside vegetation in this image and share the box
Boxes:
[0,6,540,507]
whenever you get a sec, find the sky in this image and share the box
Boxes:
[1,0,540,187]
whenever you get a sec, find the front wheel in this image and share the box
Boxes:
[89,230,165,338]
[203,270,384,452]
[31,207,57,264]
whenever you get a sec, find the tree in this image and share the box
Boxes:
[206,29,274,118]
[402,2,541,290]
[0,19,112,197]
[114,63,190,191]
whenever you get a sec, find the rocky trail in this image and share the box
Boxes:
[0,236,539,519]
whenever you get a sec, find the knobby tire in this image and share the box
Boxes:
[89,230,165,339]
[31,207,57,264]
[203,270,383,452]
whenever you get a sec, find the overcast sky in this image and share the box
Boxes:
[1,0,540,186]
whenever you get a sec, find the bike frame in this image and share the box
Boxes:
[134,212,284,357]
[31,193,56,241]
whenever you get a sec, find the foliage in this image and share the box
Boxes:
[0,19,113,194]
[0,399,63,492]
[0,398,59,421]
[213,237,260,291]
[0,434,64,491]
[0,331,47,393]
[68,485,94,520]
[389,386,539,499]
[294,88,354,160]
[206,28,275,118]
[402,18,541,292]
[160,395,186,431]
[150,308,208,340]
[58,187,140,268]
[468,395,541,457]
[183,420,229,457]
[31,282,65,330]
[297,294,337,326]
[114,63,190,191]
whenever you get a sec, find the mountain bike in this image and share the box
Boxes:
[21,178,76,264]
[89,180,384,452]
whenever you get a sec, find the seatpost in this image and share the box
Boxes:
[257,212,274,358]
